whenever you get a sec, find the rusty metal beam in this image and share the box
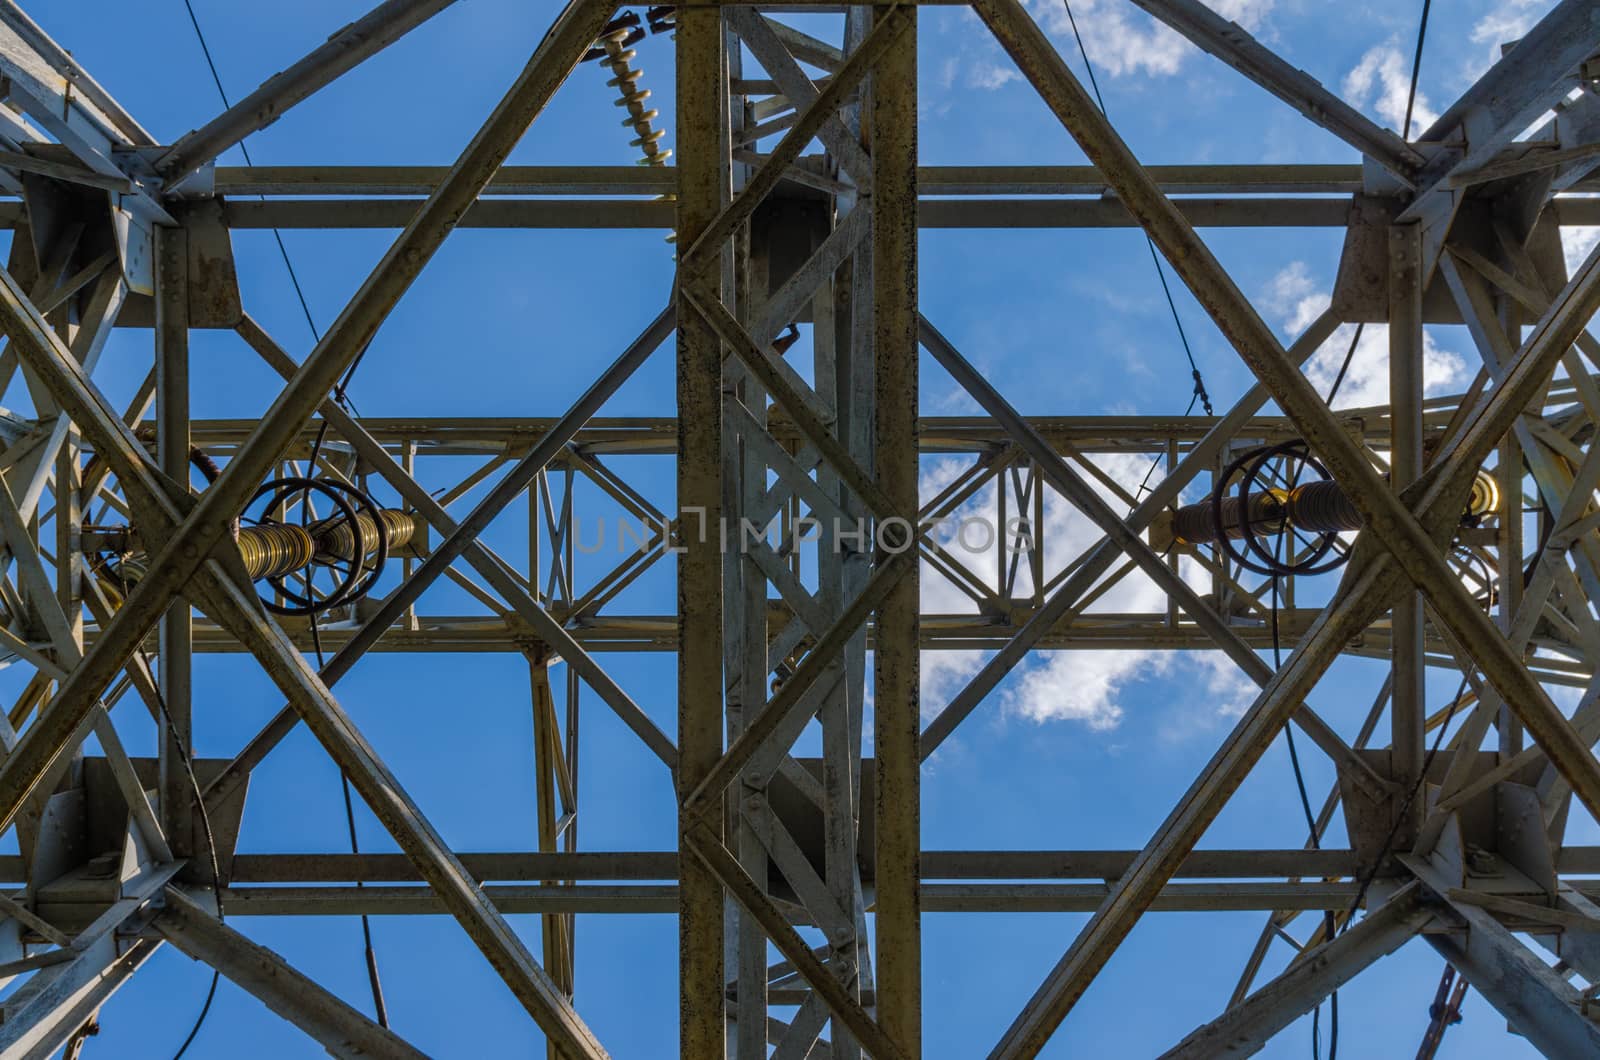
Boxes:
[674,5,727,1057]
[871,7,921,1053]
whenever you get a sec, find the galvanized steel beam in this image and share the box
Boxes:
[870,7,921,1052]
[1159,884,1433,1058]
[152,887,428,1059]
[155,0,461,188]
[674,6,727,1056]
[1125,0,1423,181]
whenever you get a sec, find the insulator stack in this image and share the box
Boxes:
[313,509,423,566]
[1279,480,1365,536]
[1169,470,1497,547]
[591,16,671,168]
[235,509,423,582]
[1172,488,1285,546]
[236,522,319,581]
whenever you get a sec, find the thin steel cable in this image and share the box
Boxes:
[1324,324,1365,407]
[179,0,321,346]
[1402,0,1433,141]
[158,680,222,1060]
[112,566,224,1060]
[179,0,354,477]
[1061,0,1214,417]
[179,0,389,1028]
[309,616,391,1028]
[1270,536,1337,1060]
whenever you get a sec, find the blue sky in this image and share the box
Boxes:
[3,0,1584,1055]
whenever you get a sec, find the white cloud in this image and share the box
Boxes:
[920,649,988,723]
[1005,649,1147,729]
[968,62,1022,91]
[935,0,1275,105]
[1342,42,1437,135]
[1263,260,1328,335]
[917,451,1254,735]
[1023,0,1275,80]
[1261,262,1468,409]
[1563,227,1600,277]
[1470,0,1549,70]
[1195,651,1257,719]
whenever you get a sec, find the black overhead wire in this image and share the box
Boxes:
[1275,8,1450,1048]
[179,0,321,349]
[1269,501,1337,1060]
[152,669,224,1060]
[1232,76,1382,1060]
[1059,0,1213,508]
[105,564,225,1060]
[1401,0,1433,141]
[1059,1,1214,416]
[1324,323,1365,408]
[1251,134,1375,1060]
[308,619,392,1029]
[179,0,390,1030]
[179,0,365,460]
[1062,0,1325,1040]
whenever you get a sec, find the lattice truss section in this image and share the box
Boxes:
[0,0,1592,1056]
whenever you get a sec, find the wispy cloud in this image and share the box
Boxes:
[968,61,1022,91]
[1563,227,1600,277]
[1261,262,1467,409]
[918,450,1252,738]
[1028,0,1276,80]
[929,0,1277,117]
[1469,0,1550,72]
[1342,42,1437,134]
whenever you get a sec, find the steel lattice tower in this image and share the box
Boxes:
[0,0,1594,1056]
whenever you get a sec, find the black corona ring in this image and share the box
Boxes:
[244,476,390,617]
[1212,441,1350,578]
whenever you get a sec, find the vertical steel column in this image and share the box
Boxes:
[529,654,573,1047]
[1498,432,1525,758]
[819,215,871,1059]
[527,476,561,1002]
[827,13,875,1054]
[870,7,920,1055]
[814,281,863,1059]
[677,6,727,1056]
[155,224,195,861]
[727,52,767,1051]
[1495,291,1525,759]
[52,351,82,704]
[1388,223,1424,843]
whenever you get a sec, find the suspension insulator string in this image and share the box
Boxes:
[586,13,673,169]
[1162,439,1499,579]
[236,522,318,581]
[312,509,424,568]
[103,474,421,618]
[584,11,677,243]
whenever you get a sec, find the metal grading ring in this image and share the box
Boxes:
[246,476,390,617]
[1211,440,1349,577]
